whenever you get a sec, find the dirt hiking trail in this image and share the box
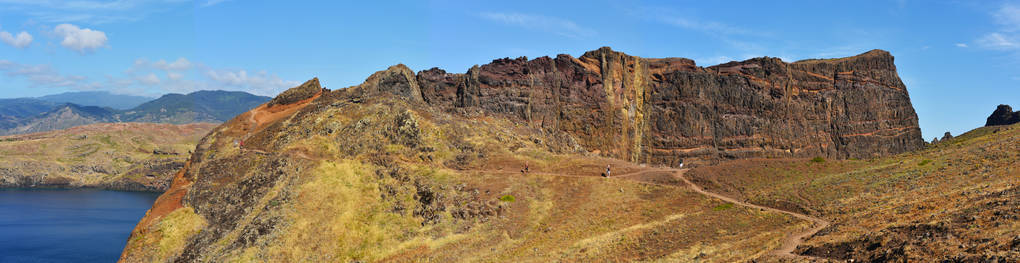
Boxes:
[234,114,829,261]
[671,169,830,260]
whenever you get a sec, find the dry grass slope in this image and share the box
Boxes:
[122,93,815,262]
[0,122,215,191]
[689,123,1020,261]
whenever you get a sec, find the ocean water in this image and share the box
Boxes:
[0,189,160,263]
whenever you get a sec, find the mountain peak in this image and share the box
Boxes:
[37,91,153,110]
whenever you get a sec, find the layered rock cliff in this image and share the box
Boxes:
[121,48,926,262]
[417,47,923,165]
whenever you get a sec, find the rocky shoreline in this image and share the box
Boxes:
[0,157,182,192]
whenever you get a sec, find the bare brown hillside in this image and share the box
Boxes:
[0,122,216,191]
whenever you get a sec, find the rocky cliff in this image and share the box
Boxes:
[417,47,923,165]
[120,48,926,262]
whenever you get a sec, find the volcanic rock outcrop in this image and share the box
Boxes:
[986,104,1020,126]
[414,47,923,165]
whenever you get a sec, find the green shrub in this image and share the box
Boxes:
[810,157,826,163]
[498,194,515,202]
[919,159,933,166]
[713,203,733,211]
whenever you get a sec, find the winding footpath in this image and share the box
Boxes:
[461,167,831,260]
[670,169,830,260]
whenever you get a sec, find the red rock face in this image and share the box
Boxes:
[411,47,922,166]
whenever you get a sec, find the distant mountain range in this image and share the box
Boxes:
[0,90,270,135]
[37,91,154,110]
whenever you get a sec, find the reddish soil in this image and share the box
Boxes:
[136,161,192,229]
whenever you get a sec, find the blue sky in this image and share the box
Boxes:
[0,0,1018,139]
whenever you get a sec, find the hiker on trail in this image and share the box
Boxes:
[605,164,611,177]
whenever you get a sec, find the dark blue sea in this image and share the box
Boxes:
[0,189,159,263]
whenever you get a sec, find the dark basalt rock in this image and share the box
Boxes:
[985,104,1020,126]
[405,47,924,166]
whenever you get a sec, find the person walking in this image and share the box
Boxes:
[604,164,611,177]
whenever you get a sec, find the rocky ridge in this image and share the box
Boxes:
[421,47,923,165]
[120,47,927,262]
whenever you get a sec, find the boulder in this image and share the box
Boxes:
[985,104,1020,126]
[941,132,953,142]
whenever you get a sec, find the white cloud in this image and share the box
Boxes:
[657,16,754,36]
[53,23,108,54]
[977,32,1020,50]
[167,72,183,81]
[479,12,595,39]
[156,58,191,71]
[0,60,92,89]
[137,73,160,85]
[975,4,1020,51]
[955,43,968,48]
[1,57,300,97]
[993,4,1020,31]
[205,69,301,96]
[0,0,192,24]
[202,0,233,7]
[134,58,192,71]
[0,30,33,48]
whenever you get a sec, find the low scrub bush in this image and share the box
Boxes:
[713,203,733,211]
[499,194,516,202]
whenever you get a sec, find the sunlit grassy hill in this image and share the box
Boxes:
[0,122,216,191]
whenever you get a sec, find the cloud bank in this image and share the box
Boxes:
[0,30,33,48]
